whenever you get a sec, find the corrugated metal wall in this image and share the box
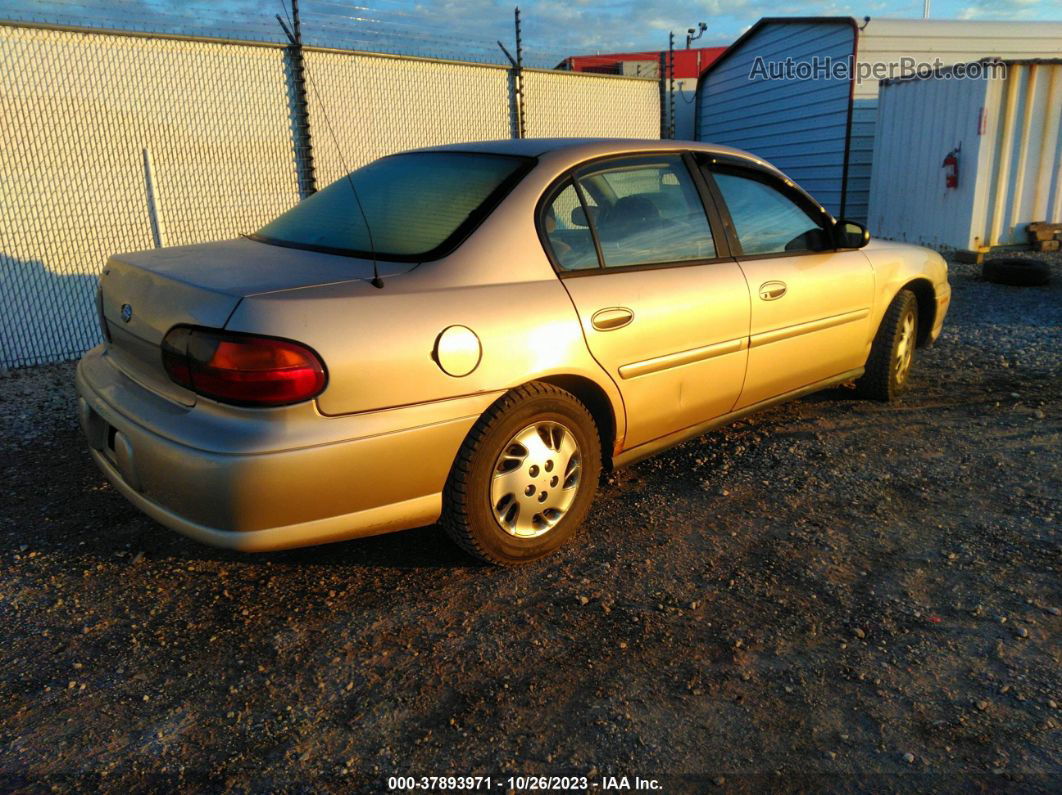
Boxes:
[871,61,1062,251]
[851,18,1062,226]
[696,17,1062,225]
[0,23,658,368]
[695,21,855,216]
[866,71,989,248]
[974,62,1062,248]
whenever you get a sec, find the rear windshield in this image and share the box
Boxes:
[255,152,530,260]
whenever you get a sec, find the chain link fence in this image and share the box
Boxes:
[0,19,658,369]
[522,69,660,139]
[304,51,513,184]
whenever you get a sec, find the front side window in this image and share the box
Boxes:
[575,155,715,269]
[542,181,599,271]
[711,170,829,256]
[256,152,529,259]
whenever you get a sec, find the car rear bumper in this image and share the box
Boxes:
[76,346,497,551]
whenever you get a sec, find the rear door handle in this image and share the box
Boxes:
[591,307,634,331]
[759,281,787,301]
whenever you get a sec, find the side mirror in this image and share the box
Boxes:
[835,219,870,249]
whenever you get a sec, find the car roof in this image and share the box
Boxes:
[415,137,780,173]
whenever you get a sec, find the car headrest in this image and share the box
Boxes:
[603,195,659,229]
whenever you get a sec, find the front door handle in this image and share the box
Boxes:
[759,281,787,301]
[591,307,634,331]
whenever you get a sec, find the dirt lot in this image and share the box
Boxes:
[1,256,1059,791]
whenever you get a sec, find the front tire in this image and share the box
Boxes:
[442,382,602,565]
[855,289,919,401]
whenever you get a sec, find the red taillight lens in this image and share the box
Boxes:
[161,326,326,407]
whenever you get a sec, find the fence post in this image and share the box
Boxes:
[141,147,167,248]
[658,50,667,138]
[668,31,675,139]
[278,0,316,197]
[515,7,525,139]
[499,7,525,139]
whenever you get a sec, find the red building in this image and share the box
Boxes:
[557,46,726,79]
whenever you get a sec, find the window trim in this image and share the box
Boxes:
[538,178,602,274]
[534,150,734,278]
[572,179,607,270]
[696,155,842,262]
[252,151,537,263]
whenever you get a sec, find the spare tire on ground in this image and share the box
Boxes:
[982,257,1051,286]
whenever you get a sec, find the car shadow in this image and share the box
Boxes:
[0,252,102,369]
[799,385,860,404]
[122,508,480,570]
[256,523,479,569]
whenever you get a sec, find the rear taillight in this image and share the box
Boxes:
[161,326,326,407]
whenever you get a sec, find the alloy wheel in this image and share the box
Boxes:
[490,421,582,538]
[894,309,915,385]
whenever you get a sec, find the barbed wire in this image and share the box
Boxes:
[0,0,583,67]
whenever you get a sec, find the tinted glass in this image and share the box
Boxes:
[257,152,526,259]
[712,171,827,255]
[576,155,714,269]
[543,182,599,271]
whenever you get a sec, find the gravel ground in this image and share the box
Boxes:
[1,254,1059,791]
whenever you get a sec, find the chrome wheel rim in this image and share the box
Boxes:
[490,421,582,538]
[894,310,915,385]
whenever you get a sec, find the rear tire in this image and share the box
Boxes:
[442,382,602,566]
[855,289,919,402]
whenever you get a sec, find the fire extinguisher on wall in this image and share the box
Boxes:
[942,145,960,190]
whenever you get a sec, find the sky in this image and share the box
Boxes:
[2,0,1059,66]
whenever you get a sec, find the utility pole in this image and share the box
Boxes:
[923,0,931,18]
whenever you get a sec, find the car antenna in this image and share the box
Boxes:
[277,1,384,289]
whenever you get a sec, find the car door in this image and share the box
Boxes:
[700,159,875,410]
[540,153,751,451]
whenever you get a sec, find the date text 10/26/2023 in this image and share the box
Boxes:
[387,775,663,791]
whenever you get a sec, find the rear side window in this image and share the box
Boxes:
[711,170,829,255]
[575,155,715,269]
[542,181,599,271]
[256,152,529,260]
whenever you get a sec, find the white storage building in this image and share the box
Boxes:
[868,59,1062,256]
[695,17,1062,223]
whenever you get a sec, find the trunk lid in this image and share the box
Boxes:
[99,237,401,405]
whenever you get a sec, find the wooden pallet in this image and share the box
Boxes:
[1027,222,1062,252]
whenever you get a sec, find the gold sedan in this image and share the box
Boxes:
[77,139,950,564]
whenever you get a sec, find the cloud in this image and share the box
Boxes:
[957,0,1044,20]
[1,0,1058,65]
